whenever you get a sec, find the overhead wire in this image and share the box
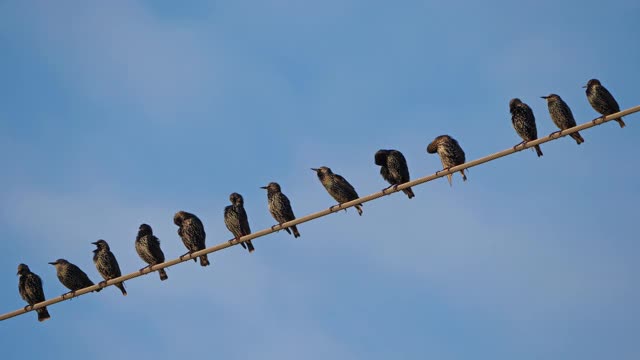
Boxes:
[2,104,639,321]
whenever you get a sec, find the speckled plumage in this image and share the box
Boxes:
[174,211,210,266]
[92,240,127,296]
[49,259,101,294]
[261,182,300,237]
[427,135,467,186]
[509,98,543,157]
[135,224,168,281]
[224,193,255,252]
[374,149,414,199]
[542,94,584,145]
[17,264,50,322]
[312,166,363,215]
[584,78,625,128]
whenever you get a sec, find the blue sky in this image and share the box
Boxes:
[1,1,639,359]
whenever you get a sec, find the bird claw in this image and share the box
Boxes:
[550,130,562,138]
[513,141,526,151]
[329,204,339,212]
[270,224,280,232]
[23,305,32,311]
[98,281,107,288]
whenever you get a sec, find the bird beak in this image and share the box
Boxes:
[310,168,319,172]
[260,186,267,189]
[582,85,587,88]
[540,96,548,99]
[91,241,99,245]
[48,261,57,265]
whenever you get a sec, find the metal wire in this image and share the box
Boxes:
[2,105,639,322]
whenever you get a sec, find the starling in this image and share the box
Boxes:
[135,224,168,281]
[48,259,102,296]
[260,182,301,237]
[374,149,415,198]
[541,94,584,145]
[426,135,468,186]
[311,166,363,215]
[584,78,626,128]
[224,192,255,252]
[174,211,210,266]
[17,264,50,322]
[92,240,127,296]
[509,98,543,157]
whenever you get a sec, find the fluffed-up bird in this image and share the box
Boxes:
[509,98,543,157]
[174,211,210,266]
[224,192,255,252]
[311,166,363,215]
[17,264,51,322]
[261,182,301,237]
[541,94,584,145]
[49,259,101,296]
[374,149,415,198]
[92,240,127,296]
[426,135,467,186]
[135,224,168,281]
[584,78,626,128]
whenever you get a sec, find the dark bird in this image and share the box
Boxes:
[48,259,101,296]
[135,224,168,281]
[374,149,415,198]
[92,240,127,296]
[174,211,210,266]
[311,166,363,215]
[427,135,468,186]
[17,264,50,322]
[584,78,626,128]
[509,98,543,157]
[224,192,255,252]
[261,182,301,237]
[541,94,584,145]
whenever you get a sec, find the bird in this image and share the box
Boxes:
[426,135,468,186]
[174,211,210,266]
[17,264,50,322]
[584,78,626,128]
[261,182,301,237]
[224,192,255,252]
[374,149,415,198]
[135,224,168,281]
[509,98,543,157]
[541,94,584,145]
[48,259,101,296]
[311,166,363,215]
[92,240,127,296]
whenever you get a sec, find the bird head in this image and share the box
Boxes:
[91,239,110,251]
[541,94,560,101]
[509,98,523,112]
[427,135,449,154]
[48,259,67,267]
[138,223,153,236]
[174,211,188,226]
[583,78,601,89]
[260,182,281,192]
[229,192,244,206]
[374,150,391,166]
[17,263,30,276]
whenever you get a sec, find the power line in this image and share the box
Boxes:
[2,105,639,322]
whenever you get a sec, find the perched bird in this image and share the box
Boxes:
[135,224,168,281]
[541,94,584,145]
[48,259,101,296]
[584,78,626,128]
[17,264,50,322]
[374,149,415,199]
[509,98,543,157]
[92,240,127,296]
[311,166,363,215]
[260,182,301,237]
[174,211,210,266]
[224,193,255,252]
[427,135,468,186]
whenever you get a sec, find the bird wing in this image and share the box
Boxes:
[600,87,620,112]
[278,193,296,221]
[389,150,410,183]
[25,274,46,304]
[238,206,251,236]
[183,217,206,249]
[334,174,359,199]
[148,235,165,263]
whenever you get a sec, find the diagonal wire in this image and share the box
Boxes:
[2,105,639,322]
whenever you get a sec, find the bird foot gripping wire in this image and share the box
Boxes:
[591,115,607,126]
[550,130,563,139]
[512,141,526,152]
[270,224,280,232]
[329,204,346,213]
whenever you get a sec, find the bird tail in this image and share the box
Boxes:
[291,225,301,238]
[615,117,626,128]
[534,145,543,157]
[355,204,363,216]
[94,286,102,293]
[570,132,585,145]
[116,282,127,296]
[199,254,210,266]
[447,174,453,187]
[460,170,467,182]
[37,307,51,322]
[284,227,292,235]
[403,187,415,199]
[158,268,168,281]
[246,240,255,253]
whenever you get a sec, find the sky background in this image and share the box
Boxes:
[1,1,639,359]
